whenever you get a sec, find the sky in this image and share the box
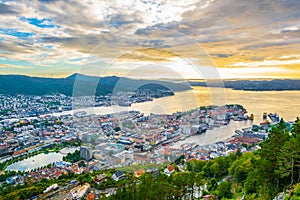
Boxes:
[0,0,300,80]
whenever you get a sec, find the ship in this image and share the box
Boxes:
[235,130,243,135]
[248,114,254,120]
[118,101,132,107]
[180,136,186,141]
[268,113,280,123]
[263,112,268,121]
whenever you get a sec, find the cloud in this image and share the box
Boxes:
[282,26,299,32]
[0,63,33,69]
[230,59,300,67]
[0,3,19,15]
[118,48,179,62]
[219,66,298,79]
[0,0,299,79]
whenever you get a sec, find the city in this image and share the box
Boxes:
[0,94,291,199]
[1,0,300,199]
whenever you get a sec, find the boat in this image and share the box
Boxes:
[118,101,132,107]
[235,130,243,135]
[248,114,254,120]
[268,113,280,123]
[118,140,133,145]
[162,140,172,145]
[263,112,268,121]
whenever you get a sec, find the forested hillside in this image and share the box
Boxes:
[109,118,300,200]
[0,74,190,96]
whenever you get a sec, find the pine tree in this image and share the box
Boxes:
[276,136,300,186]
[257,120,289,197]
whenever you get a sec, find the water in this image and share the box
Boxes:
[70,87,300,124]
[64,87,300,148]
[6,147,78,172]
[171,120,254,148]
[133,87,300,124]
[6,153,63,172]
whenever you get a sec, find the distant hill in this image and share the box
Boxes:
[190,79,300,91]
[0,74,191,96]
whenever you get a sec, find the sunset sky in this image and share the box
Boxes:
[0,0,300,79]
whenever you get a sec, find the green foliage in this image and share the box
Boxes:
[78,160,86,167]
[174,154,185,165]
[239,118,300,199]
[0,183,47,200]
[214,181,233,199]
[108,172,204,200]
[201,154,235,179]
[186,118,300,199]
[0,171,20,182]
[62,150,82,163]
[207,178,218,192]
[229,152,258,184]
[113,126,121,132]
[295,184,300,196]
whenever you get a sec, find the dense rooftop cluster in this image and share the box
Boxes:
[0,99,289,199]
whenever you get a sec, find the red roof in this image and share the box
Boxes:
[167,165,174,172]
[134,169,146,177]
[87,193,95,200]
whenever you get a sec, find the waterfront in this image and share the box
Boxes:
[2,87,299,172]
[171,120,254,148]
[70,86,300,124]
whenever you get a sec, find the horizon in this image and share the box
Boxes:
[1,72,300,81]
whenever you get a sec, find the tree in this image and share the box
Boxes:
[244,170,259,195]
[207,178,218,192]
[172,172,190,198]
[276,134,300,186]
[203,161,214,178]
[291,118,300,135]
[229,152,257,184]
[214,181,233,199]
[256,120,289,197]
[210,162,220,178]
[114,127,121,132]
[186,159,206,173]
[174,155,185,165]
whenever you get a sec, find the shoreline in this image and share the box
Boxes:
[170,120,254,149]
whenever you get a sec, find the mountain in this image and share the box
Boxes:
[190,79,300,91]
[0,74,191,96]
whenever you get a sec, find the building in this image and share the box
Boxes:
[134,168,146,178]
[0,145,10,156]
[112,171,125,181]
[70,183,90,199]
[55,161,72,168]
[87,193,95,200]
[94,174,107,184]
[146,168,160,178]
[6,174,22,185]
[164,165,175,176]
[80,146,93,161]
[43,183,58,193]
